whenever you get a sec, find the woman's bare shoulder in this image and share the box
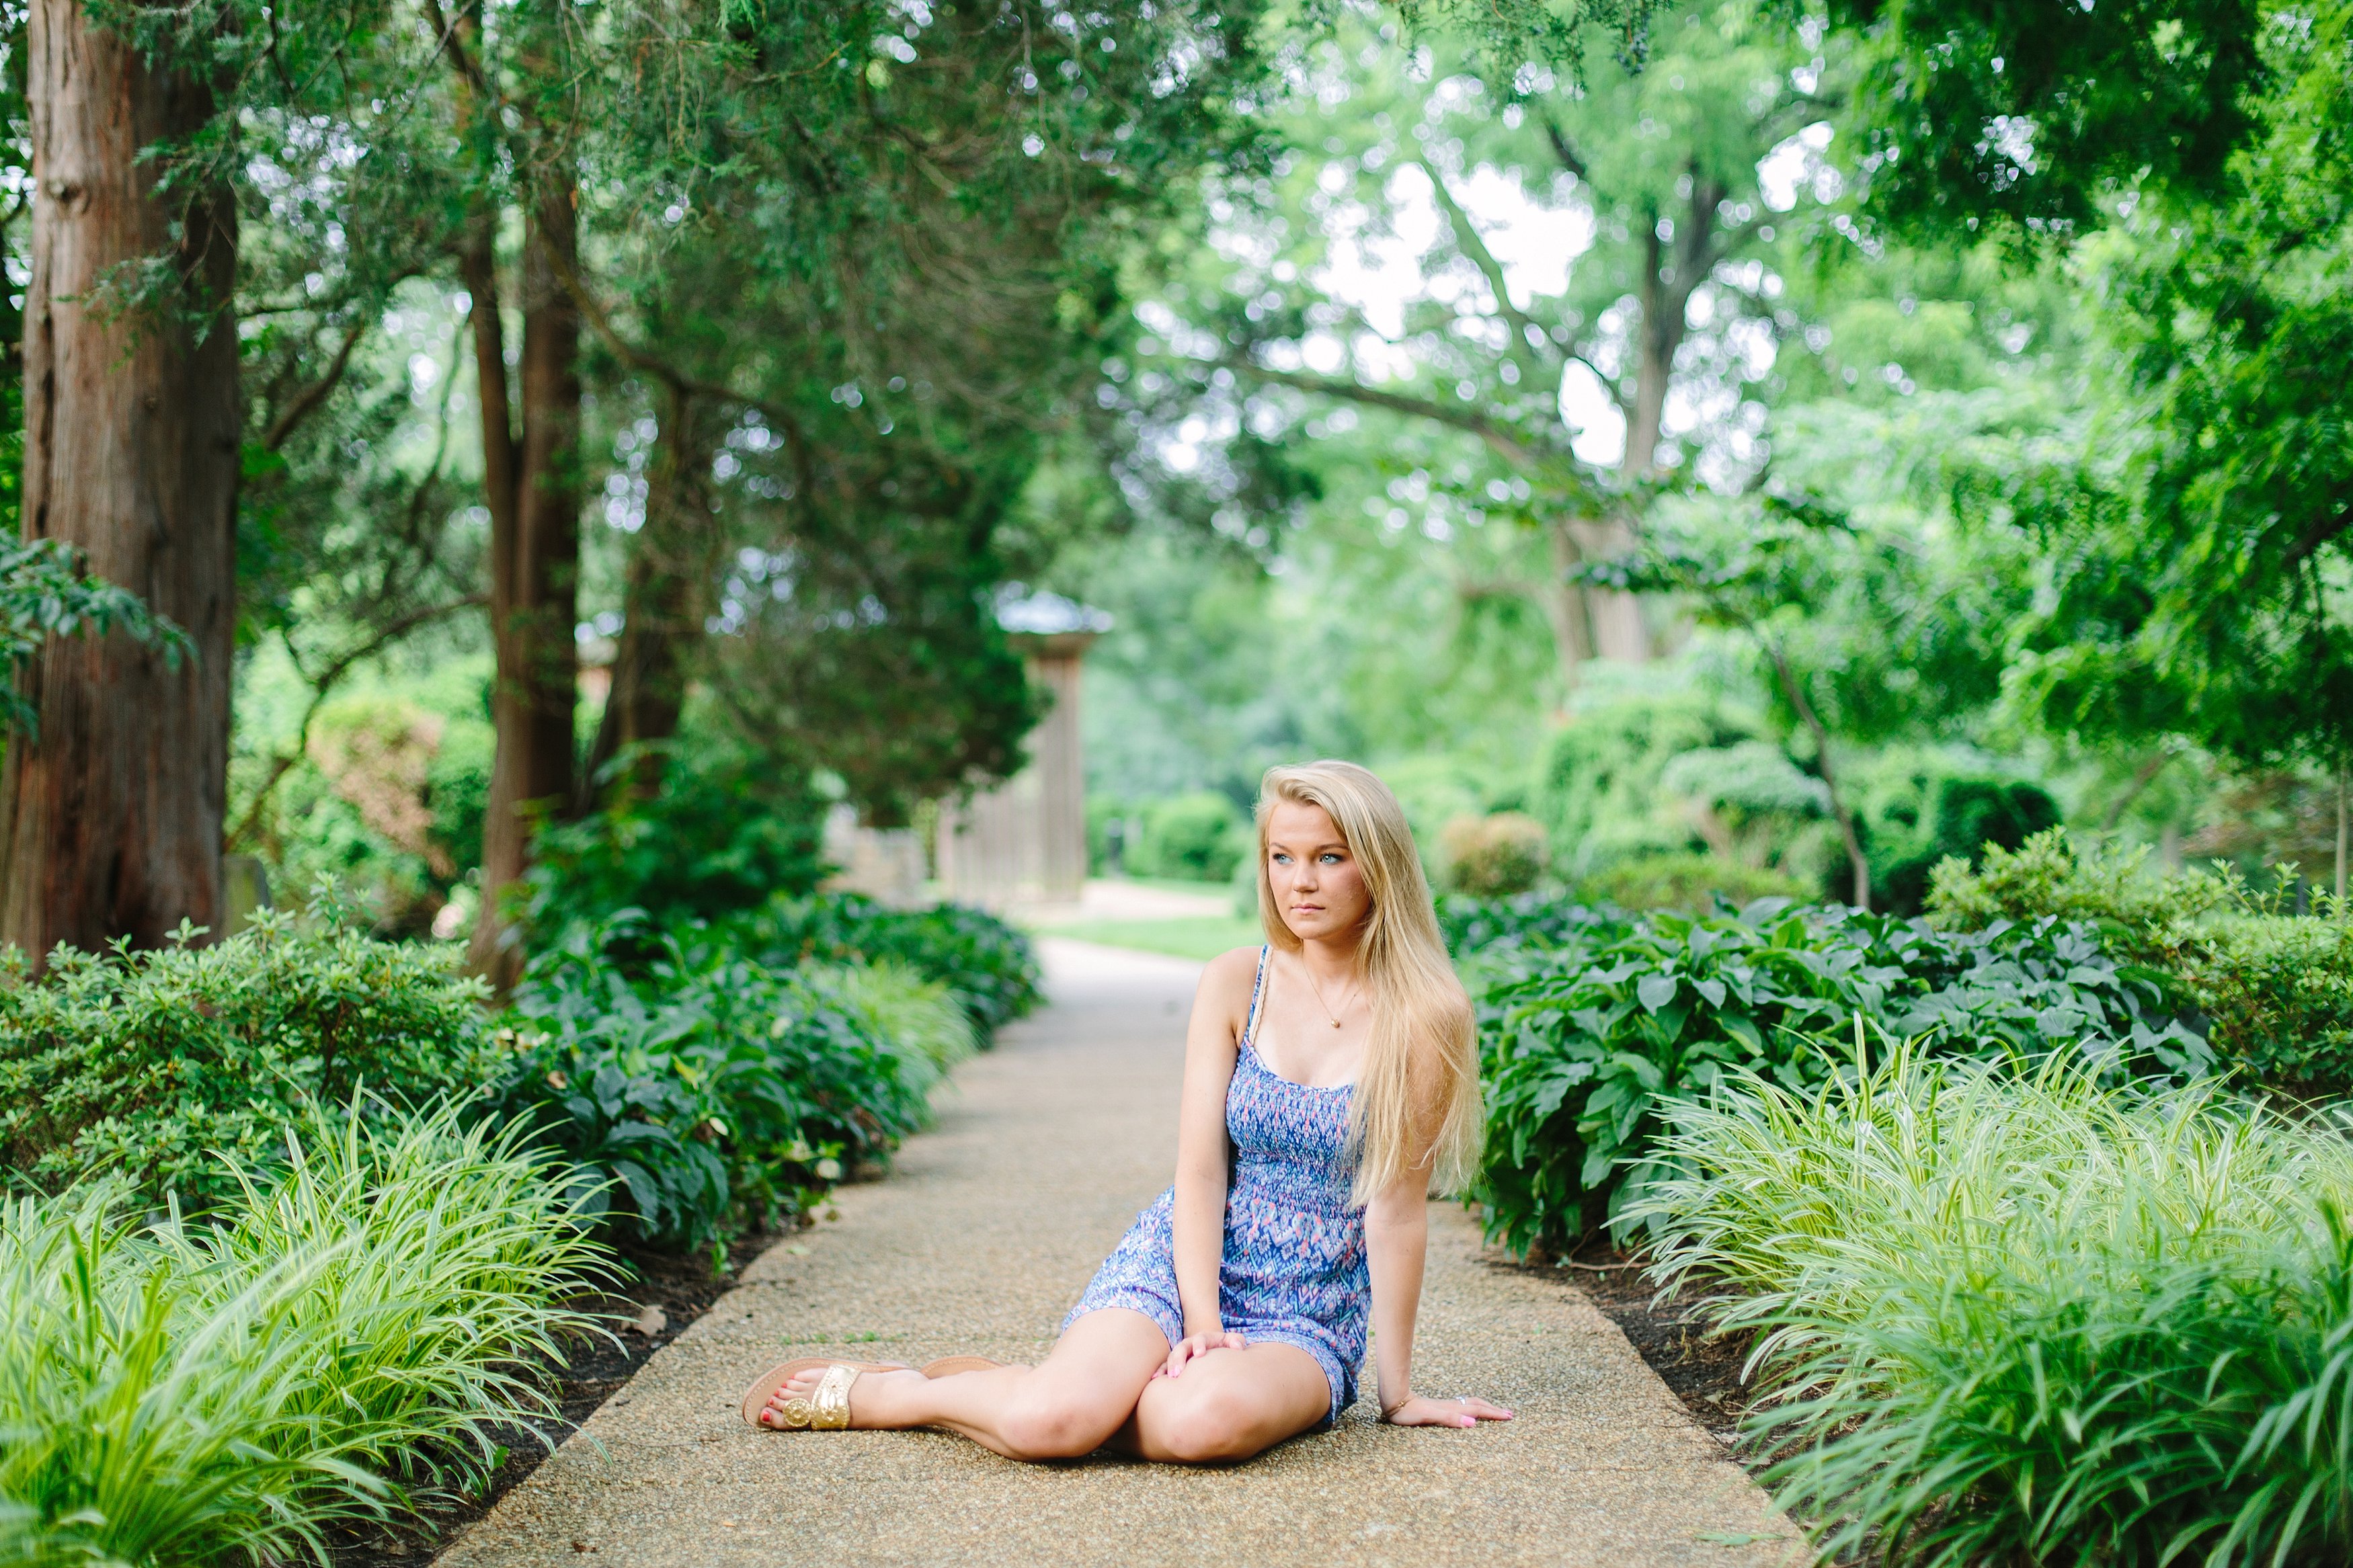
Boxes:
[1193,944,1265,1014]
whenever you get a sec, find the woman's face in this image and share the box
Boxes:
[1265,799,1372,946]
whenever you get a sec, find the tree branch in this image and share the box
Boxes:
[1420,161,1556,386]
[262,315,371,451]
[1563,349,1630,417]
[2282,499,2353,571]
[1763,634,1870,910]
[1539,116,1591,181]
[1234,361,1548,470]
[536,235,815,462]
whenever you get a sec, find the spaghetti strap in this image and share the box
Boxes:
[1241,944,1271,1048]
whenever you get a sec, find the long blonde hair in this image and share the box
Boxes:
[1253,760,1480,1204]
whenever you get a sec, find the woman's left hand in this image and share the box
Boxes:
[1380,1394,1514,1428]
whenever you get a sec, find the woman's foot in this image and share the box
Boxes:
[760,1364,931,1429]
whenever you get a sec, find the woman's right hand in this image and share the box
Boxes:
[1154,1328,1248,1379]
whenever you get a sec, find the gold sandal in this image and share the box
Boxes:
[741,1358,902,1428]
[920,1355,1008,1377]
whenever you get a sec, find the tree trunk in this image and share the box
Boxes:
[1767,638,1869,911]
[467,174,582,985]
[583,382,712,802]
[1595,176,1729,668]
[2,5,237,966]
[2335,760,2347,907]
[1537,516,1598,698]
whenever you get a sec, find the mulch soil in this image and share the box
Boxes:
[328,1226,785,1568]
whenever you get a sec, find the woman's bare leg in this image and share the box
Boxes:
[759,1309,1168,1460]
[1125,1341,1331,1464]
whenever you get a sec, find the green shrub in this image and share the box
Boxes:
[1578,852,1808,912]
[1129,791,1249,882]
[0,1102,604,1565]
[1856,758,2061,913]
[1440,813,1549,897]
[492,917,934,1249]
[0,899,497,1209]
[1472,899,2205,1253]
[745,893,1042,1036]
[521,740,828,940]
[1437,890,1631,960]
[1533,691,1758,879]
[1931,830,2353,1096]
[1640,1052,2353,1568]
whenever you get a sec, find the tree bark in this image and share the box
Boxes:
[467,173,582,985]
[1538,516,1598,697]
[2335,759,2347,907]
[2,5,238,966]
[1588,173,1731,668]
[583,382,713,802]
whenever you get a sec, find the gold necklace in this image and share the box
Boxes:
[1298,960,1361,1030]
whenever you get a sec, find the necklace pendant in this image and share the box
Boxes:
[1331,1019,1342,1029]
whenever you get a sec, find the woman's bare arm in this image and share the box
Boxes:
[1163,947,1255,1372]
[1363,1074,1513,1428]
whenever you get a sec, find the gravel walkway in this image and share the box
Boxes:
[437,939,1798,1568]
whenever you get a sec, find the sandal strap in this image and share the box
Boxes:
[810,1364,857,1430]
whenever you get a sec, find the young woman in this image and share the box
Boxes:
[739,759,1511,1462]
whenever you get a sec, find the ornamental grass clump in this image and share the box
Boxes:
[1640,1050,2353,1567]
[811,958,979,1096]
[0,1100,606,1566]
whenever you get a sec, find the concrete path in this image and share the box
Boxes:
[439,940,1796,1568]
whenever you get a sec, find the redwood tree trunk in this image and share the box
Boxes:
[2,5,237,964]
[467,175,582,984]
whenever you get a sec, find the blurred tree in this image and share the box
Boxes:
[555,1,1275,830]
[1820,0,2266,235]
[1940,0,2353,895]
[1192,1,1837,694]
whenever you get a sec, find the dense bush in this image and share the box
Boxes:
[520,740,829,940]
[1468,895,2204,1252]
[1129,790,1250,882]
[490,918,938,1250]
[744,893,1043,1035]
[0,899,497,1208]
[1439,812,1548,897]
[1578,852,1808,913]
[1532,691,1759,880]
[1438,889,1627,958]
[1931,831,2353,1096]
[0,1103,603,1565]
[1641,1053,2353,1567]
[1856,759,2061,913]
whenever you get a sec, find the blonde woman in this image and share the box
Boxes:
[740,759,1511,1461]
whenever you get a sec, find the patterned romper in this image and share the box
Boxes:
[1066,946,1369,1426]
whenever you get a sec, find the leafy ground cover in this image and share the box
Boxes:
[487,919,947,1252]
[1931,830,2353,1098]
[1458,893,2204,1253]
[0,798,1039,1562]
[1640,1051,2353,1567]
